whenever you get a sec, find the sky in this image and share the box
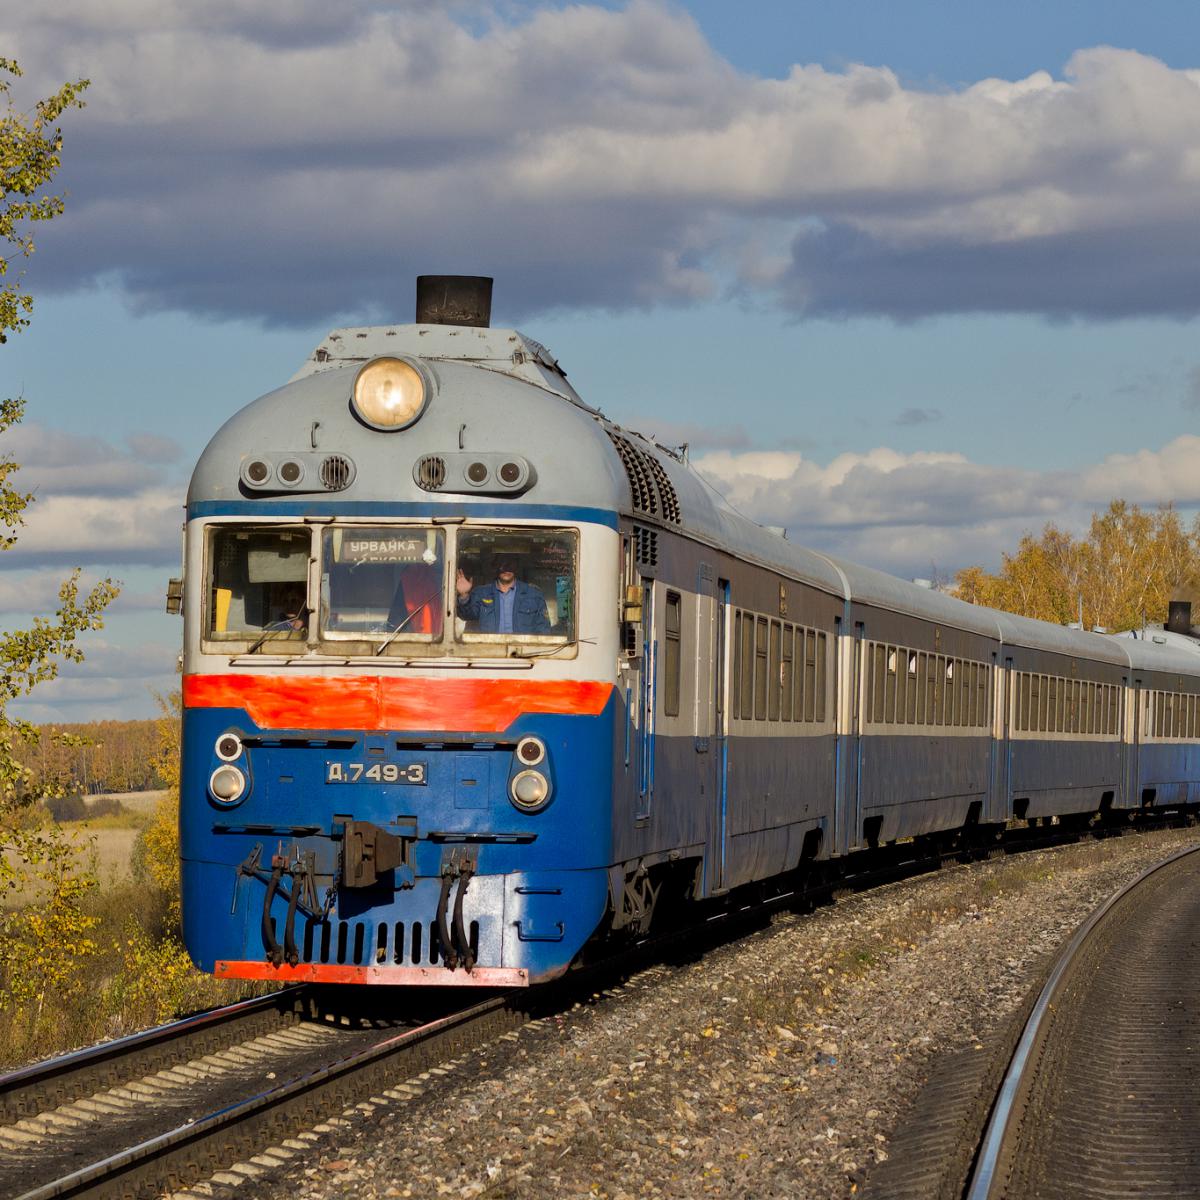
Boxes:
[4,0,1200,721]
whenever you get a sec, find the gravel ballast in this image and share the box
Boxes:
[230,827,1200,1200]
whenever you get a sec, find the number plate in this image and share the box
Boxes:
[325,761,427,785]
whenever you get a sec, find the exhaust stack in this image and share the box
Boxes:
[415,275,493,327]
[1167,599,1193,635]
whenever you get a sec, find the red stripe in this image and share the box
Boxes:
[184,673,612,733]
[214,960,528,986]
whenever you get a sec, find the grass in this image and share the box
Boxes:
[1,789,270,1068]
[0,880,264,1069]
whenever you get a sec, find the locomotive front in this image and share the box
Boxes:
[178,280,623,985]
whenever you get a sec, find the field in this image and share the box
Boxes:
[2,790,168,907]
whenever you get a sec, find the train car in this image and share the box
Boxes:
[175,275,1200,987]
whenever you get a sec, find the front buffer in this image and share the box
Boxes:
[180,678,616,986]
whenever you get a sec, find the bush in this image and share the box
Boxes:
[43,794,125,823]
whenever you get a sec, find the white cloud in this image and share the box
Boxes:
[6,638,178,722]
[0,568,164,615]
[5,4,1200,322]
[695,434,1200,576]
[5,487,183,566]
[0,423,183,566]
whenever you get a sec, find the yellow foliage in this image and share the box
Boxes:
[0,828,100,1023]
[137,691,182,913]
[103,921,196,1028]
[955,501,1200,631]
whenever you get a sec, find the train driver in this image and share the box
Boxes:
[455,553,551,635]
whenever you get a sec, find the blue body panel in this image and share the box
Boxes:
[180,695,616,982]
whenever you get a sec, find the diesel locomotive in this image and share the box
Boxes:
[176,275,1200,987]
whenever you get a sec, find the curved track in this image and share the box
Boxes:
[966,843,1200,1199]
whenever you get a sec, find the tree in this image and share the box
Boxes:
[954,501,1200,632]
[0,61,119,1035]
[0,59,88,342]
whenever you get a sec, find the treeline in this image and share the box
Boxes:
[955,501,1200,632]
[15,719,168,796]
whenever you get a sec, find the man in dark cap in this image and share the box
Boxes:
[455,553,551,634]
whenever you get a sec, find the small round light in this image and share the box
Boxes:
[515,736,545,766]
[209,764,247,804]
[246,460,271,484]
[352,357,427,430]
[278,460,303,485]
[466,461,489,485]
[511,770,549,810]
[215,733,243,762]
[499,461,522,485]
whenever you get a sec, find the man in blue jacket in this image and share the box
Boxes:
[455,554,551,634]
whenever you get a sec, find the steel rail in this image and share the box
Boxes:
[11,994,511,1200]
[0,989,307,1124]
[962,841,1200,1200]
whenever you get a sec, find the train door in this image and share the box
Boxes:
[705,576,732,894]
[635,580,656,820]
[989,654,1013,823]
[834,619,865,857]
[1124,677,1140,807]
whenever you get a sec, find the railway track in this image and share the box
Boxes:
[0,987,523,1200]
[964,841,1200,1199]
[868,839,1200,1199]
[3,815,1192,1200]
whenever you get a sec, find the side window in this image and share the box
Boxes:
[754,617,769,721]
[815,631,827,722]
[804,630,817,722]
[740,611,755,720]
[781,626,794,722]
[732,612,742,719]
[906,653,919,724]
[663,591,682,718]
[768,620,782,721]
[871,643,885,724]
[885,647,898,724]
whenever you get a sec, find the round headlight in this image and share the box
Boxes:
[215,732,243,762]
[515,736,546,767]
[511,769,549,811]
[351,357,427,430]
[209,764,247,804]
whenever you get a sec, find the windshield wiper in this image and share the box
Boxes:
[241,607,311,657]
[375,589,443,656]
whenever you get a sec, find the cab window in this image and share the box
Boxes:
[206,526,311,643]
[320,527,445,641]
[454,527,576,643]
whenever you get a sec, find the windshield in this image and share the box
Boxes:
[321,527,445,641]
[203,522,577,656]
[455,527,576,643]
[206,526,310,643]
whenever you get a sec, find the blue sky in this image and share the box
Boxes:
[3,0,1200,720]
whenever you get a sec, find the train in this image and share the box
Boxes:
[176,275,1200,987]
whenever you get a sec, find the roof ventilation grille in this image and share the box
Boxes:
[605,430,680,524]
[645,455,680,524]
